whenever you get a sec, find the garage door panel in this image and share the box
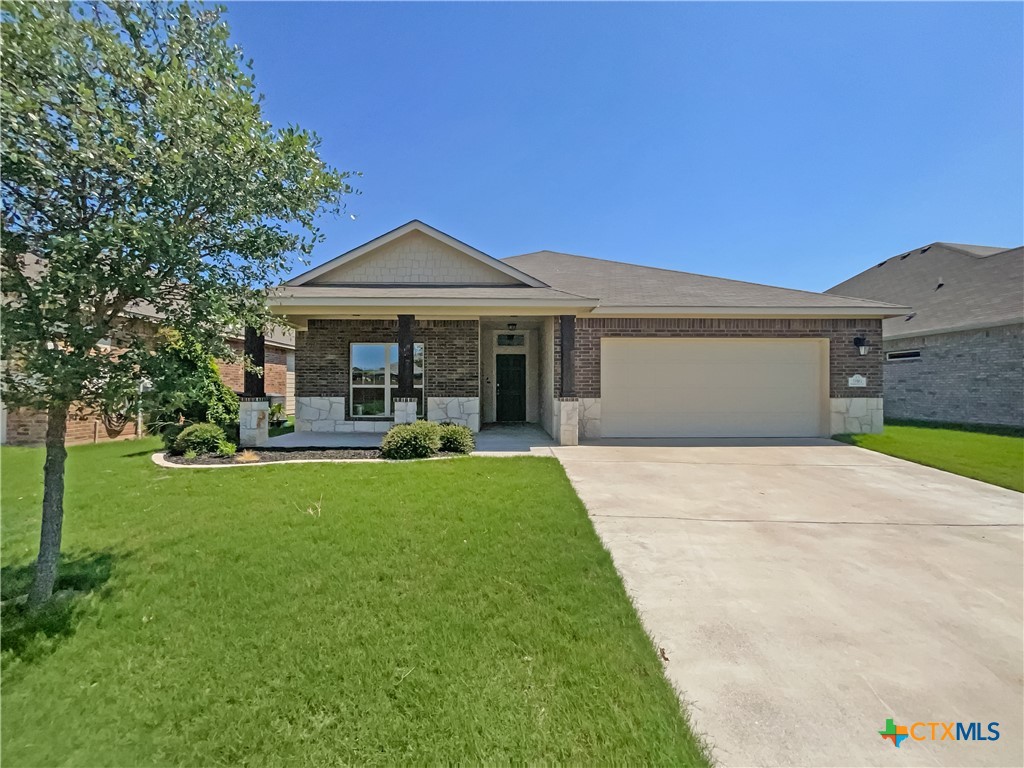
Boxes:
[600,338,826,438]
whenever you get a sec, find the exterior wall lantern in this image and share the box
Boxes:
[853,337,871,356]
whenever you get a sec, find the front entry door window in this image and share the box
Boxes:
[496,354,526,422]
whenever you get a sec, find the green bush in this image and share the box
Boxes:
[156,421,185,450]
[145,333,240,445]
[380,421,441,460]
[216,440,237,458]
[438,423,474,454]
[172,422,226,456]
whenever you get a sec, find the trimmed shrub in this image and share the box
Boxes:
[380,421,441,460]
[173,422,226,456]
[216,440,237,458]
[438,423,474,454]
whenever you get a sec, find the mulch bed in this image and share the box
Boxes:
[164,448,382,465]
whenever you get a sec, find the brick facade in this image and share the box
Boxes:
[295,319,479,419]
[3,341,291,447]
[883,323,1023,427]
[217,340,291,398]
[4,405,140,447]
[554,316,884,399]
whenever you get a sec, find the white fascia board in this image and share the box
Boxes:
[884,318,1023,341]
[270,307,593,325]
[269,296,594,310]
[589,305,912,318]
[288,221,547,288]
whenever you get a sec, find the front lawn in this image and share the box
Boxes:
[1,440,708,766]
[835,421,1024,492]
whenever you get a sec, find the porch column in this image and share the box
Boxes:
[556,315,579,445]
[559,315,575,397]
[394,314,418,424]
[243,326,266,397]
[240,326,269,447]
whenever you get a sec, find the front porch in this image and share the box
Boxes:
[265,422,555,455]
[278,314,581,446]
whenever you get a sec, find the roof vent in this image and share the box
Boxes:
[920,246,931,253]
[904,313,917,322]
[935,278,944,290]
[875,261,887,268]
[899,252,911,260]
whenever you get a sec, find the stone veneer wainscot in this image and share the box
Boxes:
[295,319,480,431]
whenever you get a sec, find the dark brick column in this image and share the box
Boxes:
[397,314,415,398]
[559,314,576,398]
[243,326,266,397]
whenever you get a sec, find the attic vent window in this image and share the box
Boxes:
[886,350,922,362]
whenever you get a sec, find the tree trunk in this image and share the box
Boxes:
[27,402,70,610]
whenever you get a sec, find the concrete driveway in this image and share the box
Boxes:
[552,439,1023,767]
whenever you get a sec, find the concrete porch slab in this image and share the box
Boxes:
[474,423,556,456]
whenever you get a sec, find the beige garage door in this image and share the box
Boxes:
[600,338,828,438]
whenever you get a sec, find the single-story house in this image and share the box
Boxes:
[826,242,1023,428]
[268,220,906,444]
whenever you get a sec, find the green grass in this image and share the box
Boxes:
[835,421,1024,492]
[1,440,708,766]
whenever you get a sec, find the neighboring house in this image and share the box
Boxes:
[827,242,1023,428]
[1,323,296,448]
[268,220,906,444]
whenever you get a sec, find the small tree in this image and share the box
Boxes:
[1,1,354,608]
[143,329,241,446]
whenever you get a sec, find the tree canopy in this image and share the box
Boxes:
[1,0,353,413]
[0,0,355,607]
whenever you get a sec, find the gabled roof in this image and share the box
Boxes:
[825,242,1024,339]
[287,220,547,288]
[502,251,906,314]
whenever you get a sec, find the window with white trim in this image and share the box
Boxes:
[350,343,424,417]
[885,349,921,361]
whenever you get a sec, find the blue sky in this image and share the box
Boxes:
[227,2,1023,291]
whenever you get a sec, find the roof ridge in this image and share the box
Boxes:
[934,242,1018,259]
[505,250,885,303]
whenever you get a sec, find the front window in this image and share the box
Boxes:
[350,343,424,417]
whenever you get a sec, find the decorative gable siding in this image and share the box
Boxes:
[308,231,522,285]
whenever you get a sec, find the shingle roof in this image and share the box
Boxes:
[502,251,904,311]
[825,242,1024,338]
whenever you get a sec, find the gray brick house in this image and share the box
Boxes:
[268,220,906,444]
[827,242,1023,428]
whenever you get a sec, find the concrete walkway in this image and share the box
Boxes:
[552,439,1024,767]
